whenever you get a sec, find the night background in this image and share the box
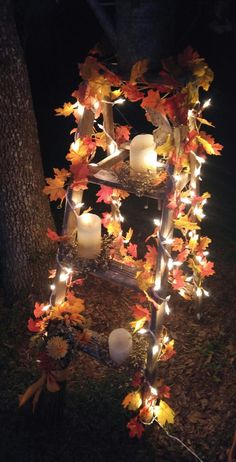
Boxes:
[0,0,236,461]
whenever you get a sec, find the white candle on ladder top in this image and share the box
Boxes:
[77,213,101,258]
[129,134,157,173]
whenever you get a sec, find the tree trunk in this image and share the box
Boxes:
[116,0,176,76]
[0,0,55,305]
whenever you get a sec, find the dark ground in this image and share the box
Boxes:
[1,1,236,461]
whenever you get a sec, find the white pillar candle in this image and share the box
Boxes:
[77,213,101,258]
[129,134,157,173]
[108,328,132,364]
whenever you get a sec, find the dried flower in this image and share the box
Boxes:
[46,336,69,360]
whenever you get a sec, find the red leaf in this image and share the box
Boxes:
[101,212,112,228]
[131,371,143,388]
[115,125,131,145]
[127,243,138,259]
[46,228,68,242]
[122,83,144,102]
[144,245,158,269]
[33,302,45,319]
[177,248,189,262]
[132,304,151,320]
[199,260,215,277]
[141,89,166,115]
[70,162,90,181]
[172,268,185,290]
[27,317,42,333]
[158,385,171,399]
[127,417,145,439]
[178,46,200,68]
[96,185,113,204]
[164,93,188,125]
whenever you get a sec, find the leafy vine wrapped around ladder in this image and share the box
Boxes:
[23,46,222,437]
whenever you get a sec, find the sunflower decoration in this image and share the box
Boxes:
[46,336,69,360]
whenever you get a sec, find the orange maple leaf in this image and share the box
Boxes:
[197,132,223,156]
[55,102,76,117]
[144,245,158,270]
[27,317,42,333]
[46,228,69,242]
[160,339,176,361]
[66,139,89,164]
[199,259,215,277]
[121,83,144,102]
[127,243,137,259]
[130,59,149,83]
[115,125,131,145]
[171,238,184,252]
[132,304,150,320]
[43,168,70,202]
[141,90,166,115]
[171,268,185,290]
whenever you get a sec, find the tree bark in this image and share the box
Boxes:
[116,0,176,77]
[0,0,55,305]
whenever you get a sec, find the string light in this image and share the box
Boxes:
[138,328,147,334]
[196,287,202,298]
[153,218,161,226]
[152,345,159,355]
[165,303,171,315]
[50,284,55,291]
[149,385,158,396]
[202,98,211,109]
[42,304,51,312]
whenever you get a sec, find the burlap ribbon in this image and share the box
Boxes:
[19,369,68,412]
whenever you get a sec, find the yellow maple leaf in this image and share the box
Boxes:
[43,168,70,202]
[122,391,142,411]
[113,189,130,200]
[124,228,133,243]
[130,59,149,83]
[154,400,175,426]
[196,135,215,155]
[196,117,214,127]
[174,215,200,232]
[107,220,121,237]
[89,76,111,101]
[111,89,122,100]
[95,131,107,151]
[66,139,88,164]
[156,134,174,156]
[55,102,76,117]
[130,316,147,333]
[136,270,154,292]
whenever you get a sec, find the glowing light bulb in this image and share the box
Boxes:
[42,304,51,312]
[150,385,158,396]
[152,345,159,355]
[94,101,100,110]
[163,335,169,344]
[74,202,84,210]
[203,289,210,297]
[165,303,171,315]
[138,328,147,335]
[203,98,211,109]
[114,97,125,105]
[164,238,174,245]
[50,284,55,291]
[77,102,84,116]
[196,287,202,297]
[168,259,174,270]
[154,218,161,226]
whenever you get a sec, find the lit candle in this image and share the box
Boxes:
[129,134,157,173]
[77,213,101,258]
[108,328,132,364]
